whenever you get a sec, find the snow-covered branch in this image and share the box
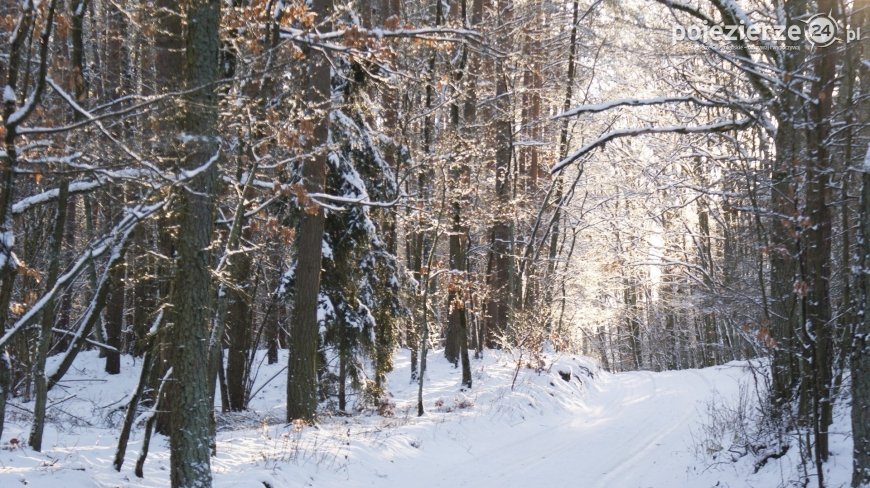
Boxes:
[13,180,100,215]
[0,198,168,350]
[654,0,780,101]
[655,0,715,25]
[280,26,482,44]
[308,192,404,208]
[551,118,753,174]
[12,168,161,215]
[554,95,724,119]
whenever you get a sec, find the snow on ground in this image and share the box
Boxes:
[0,349,855,487]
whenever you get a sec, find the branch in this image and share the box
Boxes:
[308,192,404,208]
[654,0,715,25]
[280,26,482,44]
[554,95,727,119]
[654,0,778,103]
[13,179,101,215]
[551,118,754,174]
[12,168,156,215]
[0,198,167,350]
[5,0,59,128]
[41,77,165,178]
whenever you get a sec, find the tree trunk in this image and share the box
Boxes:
[114,333,157,471]
[167,0,221,485]
[287,0,332,423]
[266,300,280,365]
[624,277,641,370]
[151,0,184,437]
[29,180,68,451]
[854,144,870,487]
[851,4,870,484]
[485,63,513,347]
[804,1,837,466]
[373,0,402,395]
[226,229,254,411]
[769,122,800,411]
[444,0,471,367]
[766,0,806,419]
[105,241,125,373]
[29,0,84,448]
[0,1,58,441]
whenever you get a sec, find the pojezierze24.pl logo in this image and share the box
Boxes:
[673,13,860,48]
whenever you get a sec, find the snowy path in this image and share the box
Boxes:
[5,351,798,488]
[338,362,741,488]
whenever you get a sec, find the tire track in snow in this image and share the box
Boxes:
[590,369,714,488]
[493,371,662,485]
[418,370,665,487]
[356,367,719,488]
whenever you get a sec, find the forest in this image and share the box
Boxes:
[0,0,868,487]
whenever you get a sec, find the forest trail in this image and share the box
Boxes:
[4,352,854,487]
[341,357,744,488]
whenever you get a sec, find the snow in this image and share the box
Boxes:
[178,148,221,181]
[0,230,13,250]
[3,85,14,103]
[555,95,711,119]
[12,179,102,215]
[317,293,335,333]
[0,350,854,487]
[864,144,870,172]
[322,239,333,260]
[6,91,35,125]
[281,26,481,44]
[147,310,164,335]
[0,231,17,270]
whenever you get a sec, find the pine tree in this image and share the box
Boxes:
[167,0,220,485]
[319,59,404,410]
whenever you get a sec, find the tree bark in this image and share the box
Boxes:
[485,63,513,347]
[104,236,125,372]
[767,0,806,414]
[854,144,870,487]
[151,0,184,437]
[28,180,68,451]
[167,0,221,485]
[226,227,254,411]
[287,0,332,423]
[0,0,58,441]
[102,0,127,373]
[804,0,837,466]
[851,4,870,485]
[444,0,472,368]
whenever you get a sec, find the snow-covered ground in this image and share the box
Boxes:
[0,349,854,487]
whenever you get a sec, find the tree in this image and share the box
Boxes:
[852,5,870,484]
[855,143,870,487]
[287,0,332,423]
[485,0,514,348]
[166,0,221,485]
[0,0,59,442]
